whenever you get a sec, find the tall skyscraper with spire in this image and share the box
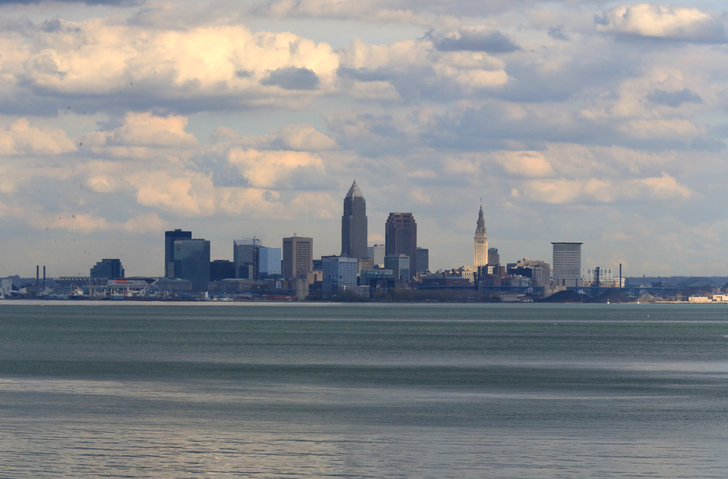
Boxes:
[341,181,368,261]
[474,204,488,267]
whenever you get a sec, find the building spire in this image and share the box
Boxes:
[475,203,486,236]
[346,180,363,198]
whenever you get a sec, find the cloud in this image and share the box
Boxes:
[547,25,569,41]
[429,27,521,53]
[647,88,702,107]
[4,19,340,112]
[231,124,338,151]
[336,38,508,102]
[0,118,76,156]
[45,212,165,234]
[516,172,691,204]
[595,4,727,43]
[82,112,198,148]
[227,148,328,189]
[127,170,216,217]
[261,67,321,90]
[493,151,555,178]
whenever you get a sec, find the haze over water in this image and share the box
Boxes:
[1,302,727,478]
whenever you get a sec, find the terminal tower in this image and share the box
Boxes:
[474,204,488,267]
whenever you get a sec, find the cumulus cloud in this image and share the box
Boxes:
[428,28,521,53]
[0,118,76,156]
[516,172,691,204]
[493,151,555,178]
[336,38,508,102]
[227,148,328,189]
[647,88,702,107]
[595,4,727,43]
[82,112,198,148]
[261,67,320,90]
[223,124,338,151]
[4,19,339,111]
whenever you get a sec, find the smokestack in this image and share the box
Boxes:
[43,266,46,288]
[36,265,39,287]
[619,263,622,289]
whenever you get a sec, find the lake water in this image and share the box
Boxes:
[1,302,727,478]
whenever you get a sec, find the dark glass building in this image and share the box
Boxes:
[165,229,192,278]
[90,259,124,279]
[385,212,417,279]
[416,247,429,275]
[341,181,368,261]
[173,239,210,291]
[210,259,235,281]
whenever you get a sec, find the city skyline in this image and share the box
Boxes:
[1,1,727,278]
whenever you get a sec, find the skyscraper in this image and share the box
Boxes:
[341,181,368,261]
[487,247,499,266]
[474,204,488,267]
[174,238,211,291]
[282,236,313,280]
[385,213,417,278]
[416,247,429,275]
[258,247,282,277]
[165,229,191,278]
[552,242,582,286]
[234,238,261,279]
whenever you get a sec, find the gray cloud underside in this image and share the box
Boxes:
[428,29,521,53]
[261,67,321,90]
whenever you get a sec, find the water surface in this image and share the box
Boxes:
[1,302,727,478]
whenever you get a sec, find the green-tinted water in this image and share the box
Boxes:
[1,302,727,478]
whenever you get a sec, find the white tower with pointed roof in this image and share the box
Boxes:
[474,204,488,267]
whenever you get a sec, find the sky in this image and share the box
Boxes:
[1,0,728,278]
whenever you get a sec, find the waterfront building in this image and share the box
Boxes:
[385,213,417,278]
[234,238,261,280]
[165,229,191,278]
[552,242,582,286]
[282,236,313,280]
[341,181,368,261]
[210,260,235,281]
[488,247,500,267]
[174,238,211,291]
[322,256,358,292]
[367,244,385,268]
[90,259,124,280]
[259,247,282,277]
[474,204,488,267]
[384,254,410,282]
[507,259,551,287]
[416,247,429,275]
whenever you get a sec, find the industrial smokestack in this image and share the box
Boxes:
[43,266,46,288]
[619,263,622,289]
[36,265,39,287]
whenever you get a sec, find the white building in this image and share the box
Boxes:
[1,278,13,298]
[552,242,582,286]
